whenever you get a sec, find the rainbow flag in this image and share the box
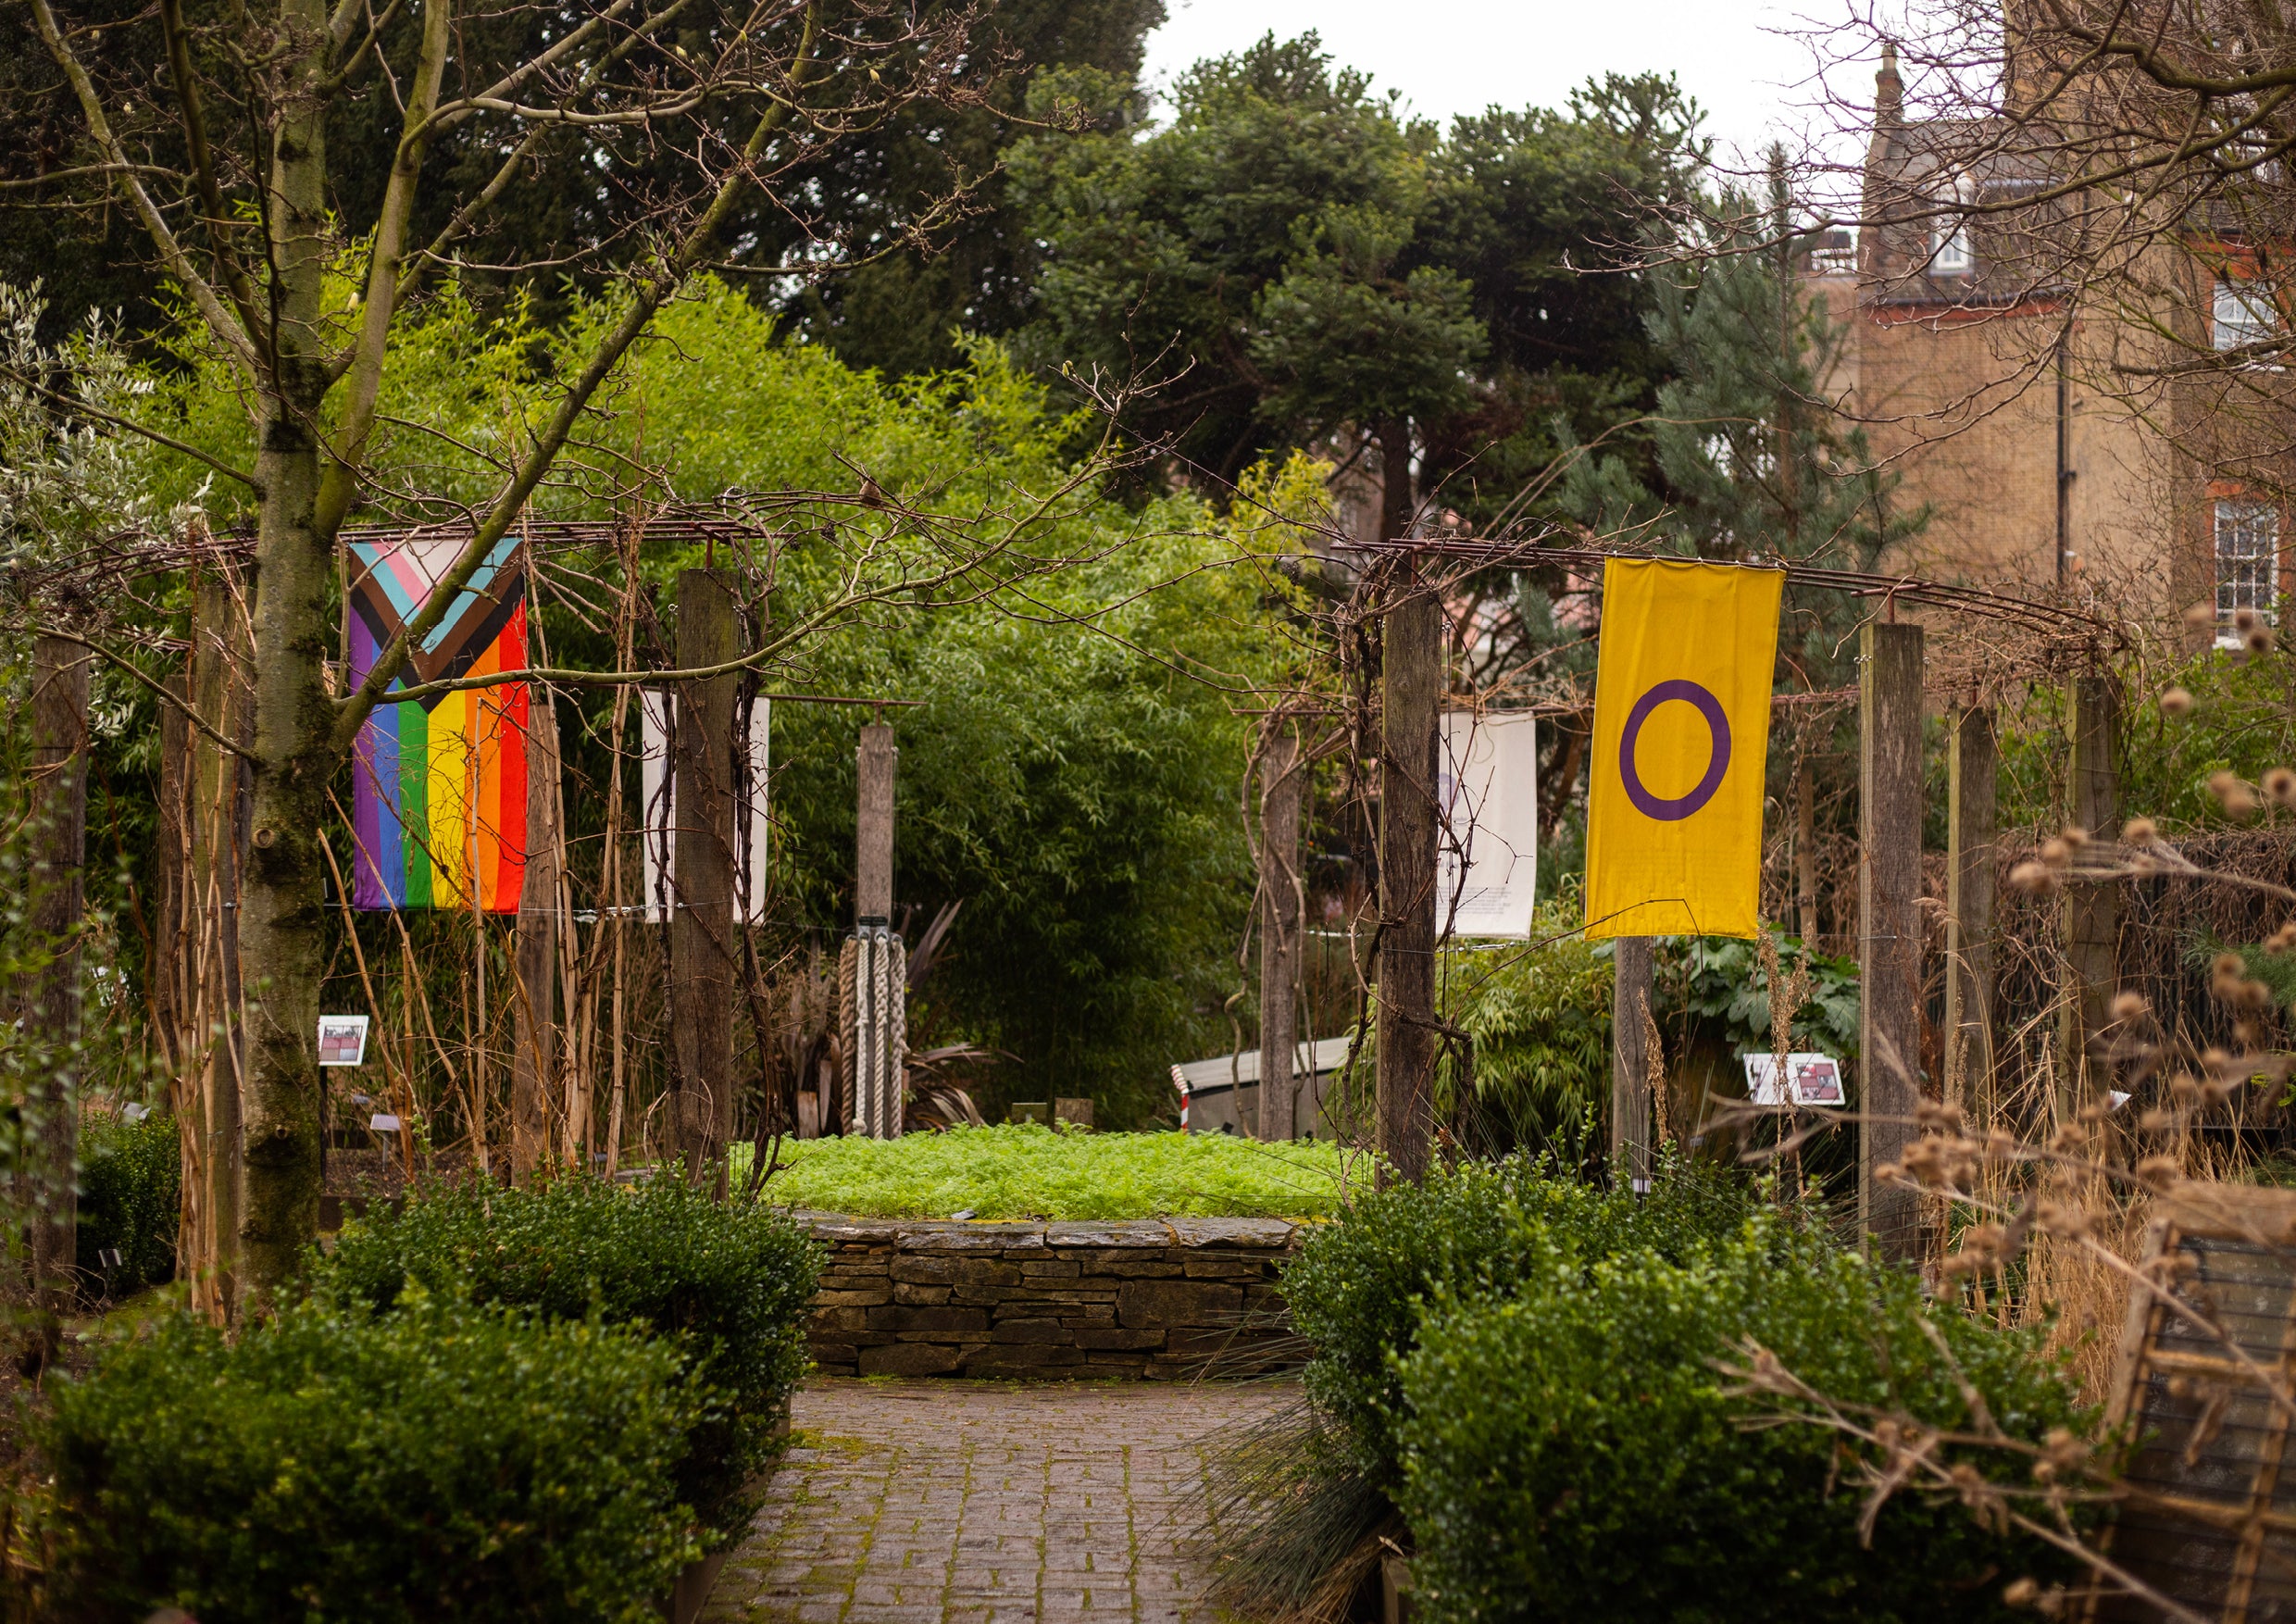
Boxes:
[346,535,530,912]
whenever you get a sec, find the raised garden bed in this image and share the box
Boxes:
[801,1214,1304,1380]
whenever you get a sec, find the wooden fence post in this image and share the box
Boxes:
[192,568,250,1321]
[1945,704,1998,1122]
[2064,671,2121,1106]
[669,570,738,1184]
[844,723,905,1139]
[24,636,90,1325]
[856,723,896,925]
[1859,620,1925,1264]
[1611,937,1653,1192]
[1377,576,1441,1182]
[1259,730,1304,1142]
[510,690,559,1185]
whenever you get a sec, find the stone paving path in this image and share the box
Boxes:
[701,1377,1296,1624]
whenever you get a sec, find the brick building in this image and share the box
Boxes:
[1816,44,2284,644]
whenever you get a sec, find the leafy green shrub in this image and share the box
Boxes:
[75,1107,178,1293]
[309,1174,820,1537]
[1655,929,1861,1060]
[752,1123,1351,1219]
[1436,911,1614,1140]
[39,1293,697,1624]
[1394,1226,2094,1623]
[1283,1153,1776,1482]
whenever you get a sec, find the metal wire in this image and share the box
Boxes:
[1348,535,2121,643]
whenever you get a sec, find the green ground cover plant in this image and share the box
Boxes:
[753,1123,1354,1219]
[37,1293,697,1624]
[309,1173,819,1539]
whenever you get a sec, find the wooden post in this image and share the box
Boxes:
[1944,705,1998,1122]
[24,637,90,1323]
[1377,577,1441,1182]
[1259,731,1304,1142]
[2063,671,2121,1106]
[1858,620,1925,1264]
[510,691,559,1185]
[855,724,896,924]
[1611,937,1653,1192]
[845,724,903,1139]
[669,570,738,1183]
[1795,758,1820,945]
[192,570,250,1321]
[156,675,193,1072]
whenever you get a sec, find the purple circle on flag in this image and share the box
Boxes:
[1619,680,1731,821]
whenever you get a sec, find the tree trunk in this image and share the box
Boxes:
[232,26,343,1301]
[1377,578,1441,1182]
[25,636,90,1327]
[510,692,560,1185]
[1259,731,1304,1142]
[669,571,738,1183]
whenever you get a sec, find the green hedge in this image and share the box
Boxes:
[1281,1152,1774,1482]
[1395,1226,2095,1623]
[39,1293,698,1624]
[308,1173,821,1538]
[76,1107,179,1293]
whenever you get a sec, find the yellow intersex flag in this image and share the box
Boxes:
[1584,558,1782,941]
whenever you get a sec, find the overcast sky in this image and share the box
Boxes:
[1142,0,1878,169]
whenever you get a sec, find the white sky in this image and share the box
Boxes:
[1142,0,1878,170]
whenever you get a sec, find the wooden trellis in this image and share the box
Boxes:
[2094,1183,2296,1621]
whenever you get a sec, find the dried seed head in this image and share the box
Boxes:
[2239,978,2276,1011]
[2003,1577,2041,1609]
[2040,837,2073,868]
[2008,859,2057,895]
[2249,626,2277,655]
[2271,768,2296,806]
[2140,1107,2177,1135]
[2211,770,2262,818]
[2186,600,2217,630]
[2123,817,2159,844]
[2170,1072,2201,1102]
[2238,606,2263,633]
[2061,823,2091,849]
[2215,953,2247,981]
[2111,990,2149,1022]
[2077,1102,2109,1126]
[2268,921,2296,952]
[2160,685,2195,718]
[2138,1154,2184,1190]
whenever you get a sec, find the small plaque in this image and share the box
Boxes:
[1741,1051,1844,1106]
[369,1113,403,1133]
[318,1015,370,1068]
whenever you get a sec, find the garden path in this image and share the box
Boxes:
[701,1377,1293,1624]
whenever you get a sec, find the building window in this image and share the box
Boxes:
[2215,277,2276,352]
[2215,499,2279,639]
[1929,221,1973,276]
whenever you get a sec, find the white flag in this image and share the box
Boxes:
[1438,710,1539,939]
[640,692,769,924]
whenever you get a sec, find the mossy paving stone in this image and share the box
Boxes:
[700,1376,1294,1622]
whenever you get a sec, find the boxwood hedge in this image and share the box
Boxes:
[307,1172,822,1537]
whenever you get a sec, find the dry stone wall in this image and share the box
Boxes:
[802,1214,1304,1380]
